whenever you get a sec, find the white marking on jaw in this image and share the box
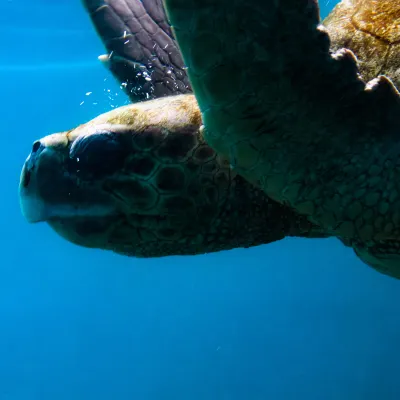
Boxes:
[20,193,118,223]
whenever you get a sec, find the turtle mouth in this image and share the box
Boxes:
[19,149,119,224]
[20,195,119,224]
[19,162,46,223]
[19,151,173,224]
[19,158,170,224]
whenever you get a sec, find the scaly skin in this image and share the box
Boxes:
[163,0,400,276]
[20,95,323,257]
[18,0,327,258]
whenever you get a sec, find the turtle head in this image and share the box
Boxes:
[19,95,246,257]
[20,128,121,223]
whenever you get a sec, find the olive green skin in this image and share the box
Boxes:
[163,0,400,277]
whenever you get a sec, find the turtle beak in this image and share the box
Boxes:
[19,140,53,223]
[20,140,45,223]
[19,132,120,224]
[19,134,70,223]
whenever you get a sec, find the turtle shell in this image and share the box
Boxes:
[323,0,400,88]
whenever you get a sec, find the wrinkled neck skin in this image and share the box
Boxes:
[194,173,324,257]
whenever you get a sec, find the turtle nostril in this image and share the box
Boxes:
[22,168,31,188]
[32,141,42,153]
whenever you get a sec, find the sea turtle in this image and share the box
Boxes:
[19,0,326,258]
[162,0,400,277]
[18,0,400,278]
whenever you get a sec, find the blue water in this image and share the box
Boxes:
[2,1,400,399]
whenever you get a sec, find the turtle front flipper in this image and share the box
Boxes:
[82,0,192,102]
[164,0,400,273]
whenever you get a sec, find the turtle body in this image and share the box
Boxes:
[324,0,400,88]
[163,0,400,277]
[19,0,400,279]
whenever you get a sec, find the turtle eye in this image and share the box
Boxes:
[69,130,129,178]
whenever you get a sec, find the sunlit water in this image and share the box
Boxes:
[1,1,400,399]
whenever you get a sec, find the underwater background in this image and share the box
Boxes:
[1,0,400,399]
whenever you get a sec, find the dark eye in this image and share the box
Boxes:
[69,130,129,178]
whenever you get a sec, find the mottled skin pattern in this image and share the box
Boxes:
[164,0,400,277]
[20,95,322,257]
[19,0,327,258]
